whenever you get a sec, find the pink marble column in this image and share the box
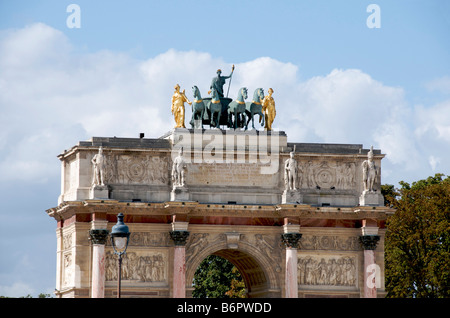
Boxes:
[364,249,377,298]
[285,248,298,298]
[281,223,302,298]
[89,229,109,298]
[173,246,186,298]
[360,234,380,298]
[169,228,190,298]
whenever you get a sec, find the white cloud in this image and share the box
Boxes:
[0,23,449,186]
[415,99,450,142]
[0,282,35,298]
[425,76,450,94]
[429,156,441,171]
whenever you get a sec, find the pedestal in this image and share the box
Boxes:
[193,119,202,129]
[359,191,383,206]
[89,185,109,199]
[170,186,189,201]
[281,189,302,204]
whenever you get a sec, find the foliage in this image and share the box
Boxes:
[192,255,246,298]
[225,267,247,298]
[384,174,450,298]
[381,184,398,207]
[0,293,52,298]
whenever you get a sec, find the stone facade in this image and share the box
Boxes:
[46,129,393,298]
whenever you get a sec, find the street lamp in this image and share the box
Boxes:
[110,213,130,298]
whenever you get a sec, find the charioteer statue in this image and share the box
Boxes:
[209,65,234,98]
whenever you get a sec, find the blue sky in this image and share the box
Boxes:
[0,0,449,297]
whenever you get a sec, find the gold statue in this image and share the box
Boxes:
[171,84,191,128]
[262,88,276,131]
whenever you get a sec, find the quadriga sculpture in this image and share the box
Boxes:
[227,87,248,129]
[245,88,265,130]
[189,85,206,129]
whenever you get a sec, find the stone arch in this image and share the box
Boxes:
[186,239,281,298]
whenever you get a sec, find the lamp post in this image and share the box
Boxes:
[110,213,130,298]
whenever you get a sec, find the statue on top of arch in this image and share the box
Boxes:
[170,64,276,131]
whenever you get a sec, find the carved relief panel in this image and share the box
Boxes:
[298,255,357,287]
[92,151,170,186]
[296,160,356,190]
[105,250,168,285]
[62,252,73,288]
[299,234,360,251]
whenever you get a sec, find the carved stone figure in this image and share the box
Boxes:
[284,150,298,190]
[362,146,377,192]
[171,84,191,128]
[262,88,276,131]
[172,148,187,187]
[92,146,105,186]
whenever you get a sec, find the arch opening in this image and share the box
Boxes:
[191,249,270,298]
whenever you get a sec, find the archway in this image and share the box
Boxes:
[213,249,269,298]
[188,248,273,298]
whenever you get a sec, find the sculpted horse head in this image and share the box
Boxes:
[192,85,201,100]
[252,88,264,103]
[210,87,220,102]
[239,87,248,101]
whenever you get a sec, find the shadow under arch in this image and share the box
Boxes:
[186,241,281,298]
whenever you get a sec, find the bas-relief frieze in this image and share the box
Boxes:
[128,232,171,247]
[297,234,360,288]
[62,252,73,288]
[62,233,73,250]
[295,160,357,190]
[186,162,278,187]
[83,147,368,192]
[299,235,361,251]
[96,153,169,185]
[105,250,168,284]
[297,255,357,287]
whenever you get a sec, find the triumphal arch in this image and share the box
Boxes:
[46,69,393,298]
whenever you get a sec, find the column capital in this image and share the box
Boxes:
[359,235,380,250]
[169,230,190,246]
[281,233,302,249]
[89,229,109,245]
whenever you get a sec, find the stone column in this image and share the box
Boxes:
[89,229,109,298]
[169,222,190,298]
[281,223,302,298]
[359,220,380,298]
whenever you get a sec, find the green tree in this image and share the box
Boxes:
[192,255,246,298]
[385,174,450,297]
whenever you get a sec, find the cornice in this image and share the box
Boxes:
[47,199,395,223]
